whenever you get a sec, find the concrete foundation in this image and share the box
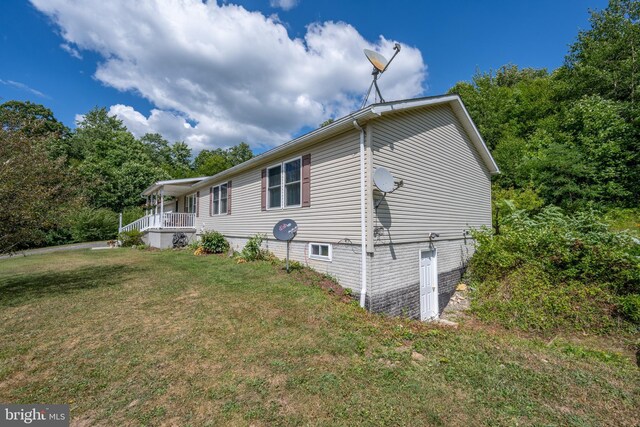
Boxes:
[143,229,196,249]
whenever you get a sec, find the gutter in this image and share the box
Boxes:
[190,94,491,192]
[353,120,368,309]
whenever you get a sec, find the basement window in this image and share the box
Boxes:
[309,243,332,261]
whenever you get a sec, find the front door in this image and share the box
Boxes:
[420,249,438,321]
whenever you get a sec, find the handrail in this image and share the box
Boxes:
[119,213,195,233]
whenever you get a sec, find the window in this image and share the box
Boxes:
[220,183,228,213]
[309,243,332,261]
[186,193,197,214]
[211,183,228,215]
[267,157,301,209]
[285,158,301,207]
[212,187,219,214]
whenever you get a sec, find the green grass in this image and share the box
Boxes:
[0,249,638,426]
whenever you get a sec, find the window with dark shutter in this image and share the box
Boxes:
[227,180,232,215]
[196,191,200,217]
[209,187,213,216]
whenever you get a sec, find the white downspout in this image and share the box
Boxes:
[353,120,368,309]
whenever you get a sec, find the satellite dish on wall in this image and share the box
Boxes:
[364,49,388,73]
[373,167,395,193]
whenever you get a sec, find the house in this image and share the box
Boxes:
[121,94,499,320]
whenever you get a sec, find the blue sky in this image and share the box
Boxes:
[0,0,607,153]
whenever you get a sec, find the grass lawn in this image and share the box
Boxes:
[0,249,638,426]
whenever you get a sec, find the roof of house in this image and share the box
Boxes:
[143,94,499,196]
[142,176,209,196]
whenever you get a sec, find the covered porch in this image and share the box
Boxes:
[119,177,207,236]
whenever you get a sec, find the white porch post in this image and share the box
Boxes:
[160,190,164,228]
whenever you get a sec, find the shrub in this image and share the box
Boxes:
[240,234,268,261]
[467,206,640,333]
[200,231,229,254]
[119,229,144,247]
[70,207,118,242]
[617,294,640,324]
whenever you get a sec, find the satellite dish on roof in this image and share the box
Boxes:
[373,167,395,193]
[364,49,388,73]
[361,43,401,107]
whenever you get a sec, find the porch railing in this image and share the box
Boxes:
[119,213,195,233]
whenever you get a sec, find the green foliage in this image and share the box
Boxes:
[559,0,640,103]
[0,126,82,253]
[118,229,144,247]
[617,294,640,323]
[199,231,229,254]
[450,2,640,210]
[468,207,640,332]
[492,185,544,234]
[240,234,268,261]
[70,207,118,242]
[603,207,640,236]
[193,142,253,176]
[71,108,169,211]
[0,100,68,140]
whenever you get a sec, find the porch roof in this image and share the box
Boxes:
[142,177,208,197]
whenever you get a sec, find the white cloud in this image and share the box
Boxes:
[270,0,299,11]
[60,42,82,59]
[0,79,49,98]
[30,0,427,151]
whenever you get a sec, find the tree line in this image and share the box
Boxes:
[0,103,253,253]
[449,0,638,230]
[1,0,638,254]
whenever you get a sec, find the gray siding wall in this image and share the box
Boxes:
[371,104,492,244]
[367,239,474,318]
[192,129,363,243]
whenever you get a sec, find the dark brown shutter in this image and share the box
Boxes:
[196,191,200,217]
[227,181,232,215]
[302,153,311,208]
[209,187,212,216]
[261,169,267,211]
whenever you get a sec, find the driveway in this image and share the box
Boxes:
[0,241,109,260]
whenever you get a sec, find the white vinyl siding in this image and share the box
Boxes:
[194,129,362,243]
[371,104,492,244]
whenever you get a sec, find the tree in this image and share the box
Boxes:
[0,100,67,139]
[0,130,81,253]
[71,108,168,211]
[140,133,192,178]
[558,0,640,104]
[193,142,254,177]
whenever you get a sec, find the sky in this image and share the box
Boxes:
[0,0,608,154]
